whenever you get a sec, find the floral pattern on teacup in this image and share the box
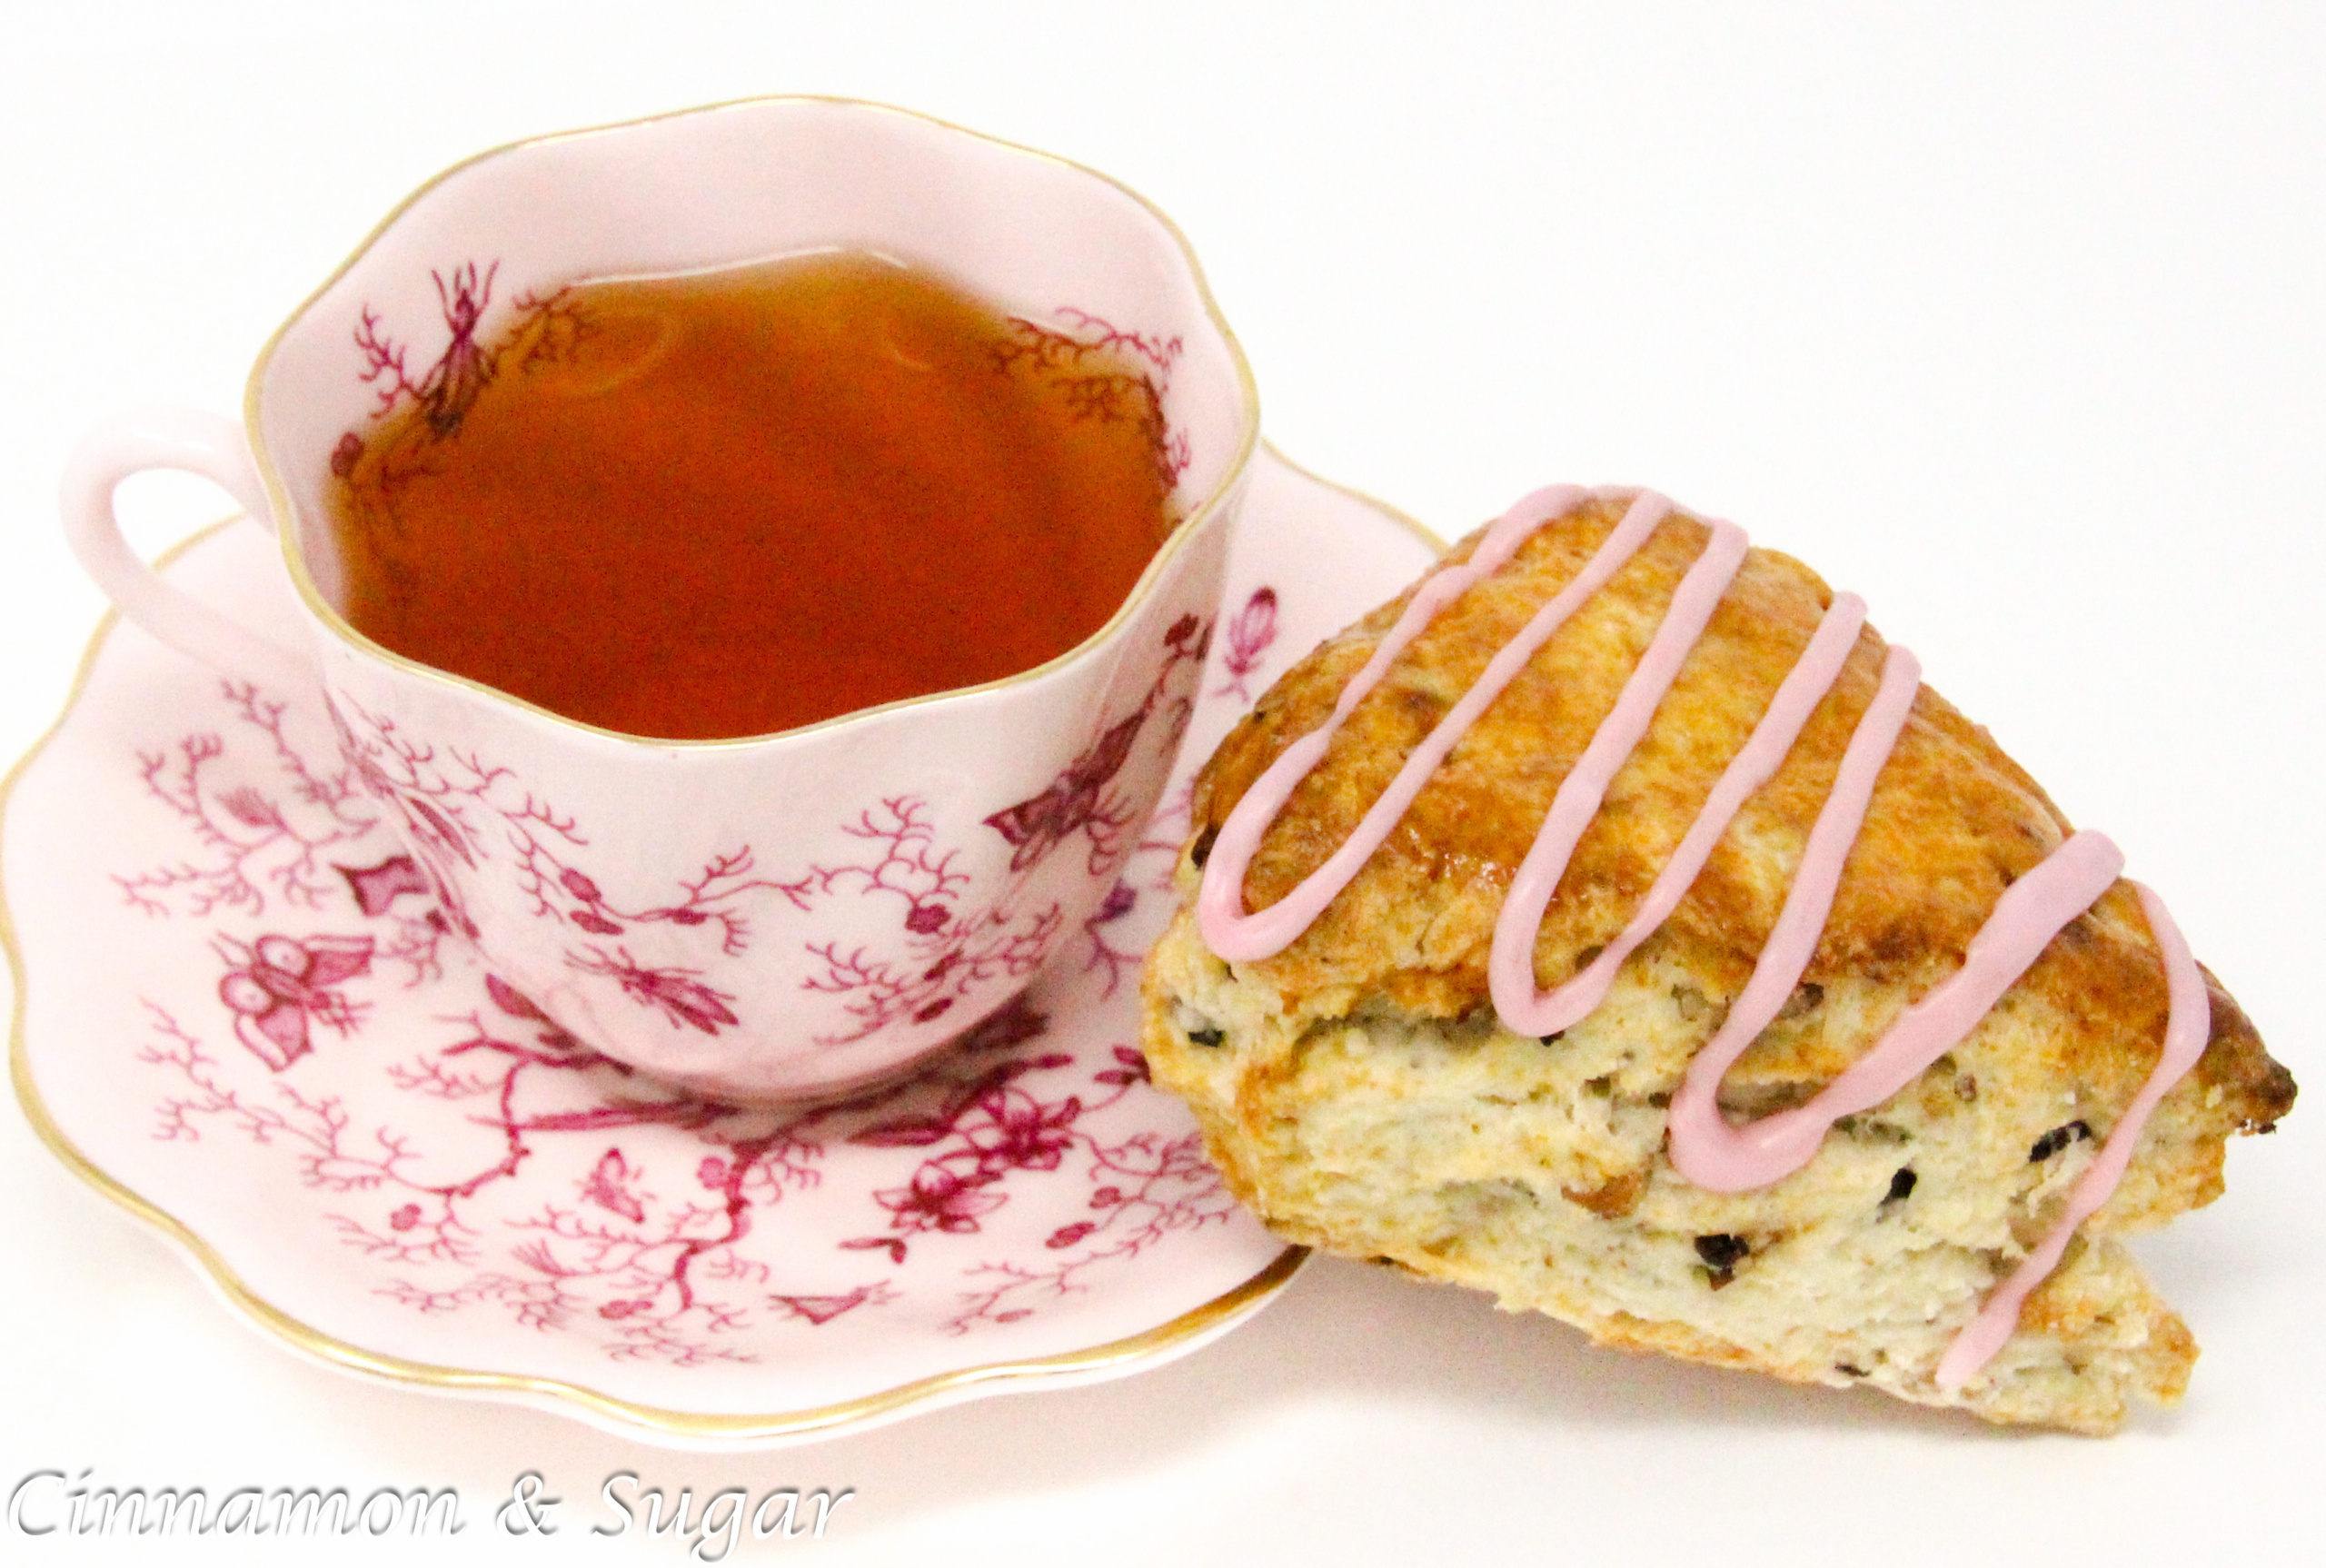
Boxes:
[319,608,1211,1060]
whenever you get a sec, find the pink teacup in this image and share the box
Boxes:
[62,97,1257,1101]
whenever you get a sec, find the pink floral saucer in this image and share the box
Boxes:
[4,446,1440,1446]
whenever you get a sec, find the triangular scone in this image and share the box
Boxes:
[1141,490,2294,1434]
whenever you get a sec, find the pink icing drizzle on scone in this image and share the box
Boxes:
[1196,485,2208,1393]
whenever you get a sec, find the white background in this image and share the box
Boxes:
[3,4,2321,1564]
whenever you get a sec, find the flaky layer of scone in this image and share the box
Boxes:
[1142,492,2294,1434]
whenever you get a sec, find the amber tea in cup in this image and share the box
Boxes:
[325,251,1178,739]
[67,97,1256,1099]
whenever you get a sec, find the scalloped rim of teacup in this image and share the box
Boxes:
[242,94,1262,752]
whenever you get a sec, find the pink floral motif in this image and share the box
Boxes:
[1214,586,1281,701]
[991,308,1191,489]
[782,798,1066,1047]
[352,260,500,437]
[1093,1044,1152,1088]
[581,1148,649,1223]
[971,1086,1084,1169]
[339,853,432,917]
[215,931,375,1071]
[508,283,593,373]
[1079,880,1144,1000]
[943,1126,1232,1335]
[983,610,1212,880]
[331,698,572,907]
[870,1165,1008,1243]
[837,1014,1164,1265]
[1081,776,1205,999]
[116,681,378,920]
[328,851,458,985]
[1072,583,1287,997]
[769,1283,895,1326]
[566,948,740,1036]
[983,707,1149,874]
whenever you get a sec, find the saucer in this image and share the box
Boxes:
[4,445,1441,1448]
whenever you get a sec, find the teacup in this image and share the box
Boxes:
[61,97,1257,1101]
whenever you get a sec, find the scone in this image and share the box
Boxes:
[1141,484,2293,1434]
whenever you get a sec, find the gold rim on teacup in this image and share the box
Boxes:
[243,94,1260,751]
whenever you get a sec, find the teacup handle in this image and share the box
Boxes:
[61,408,317,695]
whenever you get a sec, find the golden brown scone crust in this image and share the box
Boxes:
[1144,492,2293,1434]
